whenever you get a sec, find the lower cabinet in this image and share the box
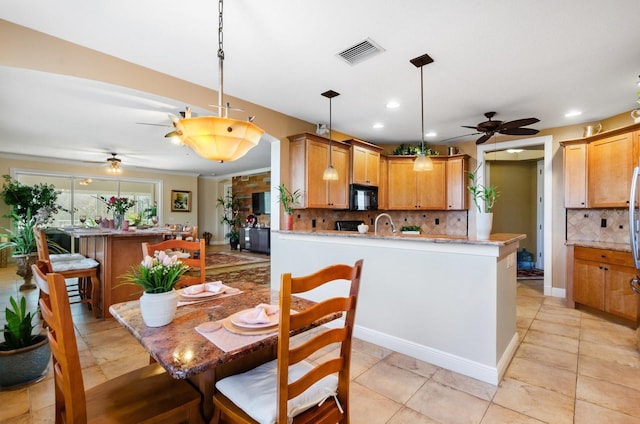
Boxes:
[239,228,270,254]
[572,246,639,323]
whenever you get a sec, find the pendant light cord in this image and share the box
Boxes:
[218,0,226,118]
[329,96,333,165]
[420,65,425,154]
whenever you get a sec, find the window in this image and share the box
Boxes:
[14,172,160,227]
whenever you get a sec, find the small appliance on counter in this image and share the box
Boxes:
[335,220,365,232]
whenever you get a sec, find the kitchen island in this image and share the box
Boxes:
[62,228,171,318]
[270,230,525,385]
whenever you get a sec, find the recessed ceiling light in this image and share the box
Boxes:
[386,101,400,109]
[373,122,384,129]
[507,149,524,153]
[425,131,437,138]
[565,110,582,117]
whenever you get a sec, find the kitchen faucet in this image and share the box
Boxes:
[374,213,396,235]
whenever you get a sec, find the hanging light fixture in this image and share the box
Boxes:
[410,53,434,172]
[106,154,122,174]
[165,0,264,162]
[321,89,340,181]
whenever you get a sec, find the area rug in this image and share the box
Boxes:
[205,251,269,269]
[517,268,544,280]
[207,264,271,287]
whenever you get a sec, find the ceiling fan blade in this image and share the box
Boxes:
[476,133,493,145]
[461,125,480,130]
[136,122,172,128]
[499,117,540,131]
[499,127,540,136]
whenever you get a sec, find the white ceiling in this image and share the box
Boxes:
[1,0,639,177]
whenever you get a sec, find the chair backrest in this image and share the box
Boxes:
[32,263,87,423]
[141,238,206,287]
[277,259,363,423]
[183,225,198,241]
[33,227,50,262]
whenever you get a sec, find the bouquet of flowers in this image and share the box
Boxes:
[120,251,189,294]
[99,196,136,215]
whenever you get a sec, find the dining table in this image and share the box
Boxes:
[109,279,333,421]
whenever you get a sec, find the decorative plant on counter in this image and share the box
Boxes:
[400,225,421,234]
[467,163,499,213]
[216,192,242,249]
[277,183,301,215]
[120,251,189,294]
[392,144,439,156]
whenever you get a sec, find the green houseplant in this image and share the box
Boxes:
[277,183,301,231]
[0,296,51,388]
[216,192,242,249]
[467,163,499,239]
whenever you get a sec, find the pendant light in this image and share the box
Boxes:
[410,53,434,172]
[165,0,264,163]
[322,90,340,181]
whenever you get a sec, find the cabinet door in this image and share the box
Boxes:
[573,258,605,309]
[416,160,446,209]
[306,140,330,208]
[588,133,633,207]
[327,144,349,208]
[605,263,639,322]
[364,149,380,186]
[446,157,467,210]
[352,145,380,186]
[378,156,388,209]
[563,143,587,208]
[387,159,416,209]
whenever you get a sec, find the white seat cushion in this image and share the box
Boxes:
[51,258,99,272]
[49,253,87,262]
[215,359,338,424]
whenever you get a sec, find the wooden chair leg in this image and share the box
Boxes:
[89,273,100,318]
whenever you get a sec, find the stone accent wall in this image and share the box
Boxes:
[231,172,272,227]
[566,208,629,244]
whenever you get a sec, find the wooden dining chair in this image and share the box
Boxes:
[33,227,102,318]
[212,259,364,424]
[142,238,206,288]
[31,263,203,424]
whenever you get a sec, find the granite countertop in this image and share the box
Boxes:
[565,240,632,252]
[274,229,526,247]
[60,227,172,237]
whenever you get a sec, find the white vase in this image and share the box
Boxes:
[476,212,493,240]
[139,290,178,327]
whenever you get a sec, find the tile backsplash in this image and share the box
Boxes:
[566,209,629,244]
[290,209,468,236]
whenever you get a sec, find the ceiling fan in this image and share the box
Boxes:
[462,111,540,144]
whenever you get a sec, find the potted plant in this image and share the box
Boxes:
[0,296,51,388]
[400,225,421,235]
[277,183,301,230]
[120,250,189,327]
[467,163,499,239]
[0,176,64,289]
[216,192,242,250]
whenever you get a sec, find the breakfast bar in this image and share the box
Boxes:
[62,228,171,317]
[270,230,525,385]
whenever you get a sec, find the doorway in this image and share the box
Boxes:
[477,135,553,296]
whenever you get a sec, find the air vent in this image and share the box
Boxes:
[336,38,385,65]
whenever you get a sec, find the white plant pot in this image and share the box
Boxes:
[476,212,493,240]
[139,290,178,327]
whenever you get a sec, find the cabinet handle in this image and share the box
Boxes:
[604,267,609,271]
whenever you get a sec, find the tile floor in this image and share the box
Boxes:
[2,254,640,423]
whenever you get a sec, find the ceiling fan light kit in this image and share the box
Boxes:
[165,0,264,163]
[410,52,434,172]
[106,153,122,174]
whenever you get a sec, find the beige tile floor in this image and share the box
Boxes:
[2,256,640,423]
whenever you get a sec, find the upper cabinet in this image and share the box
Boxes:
[348,138,382,186]
[561,124,640,209]
[288,133,350,209]
[387,157,447,210]
[378,155,389,210]
[446,156,469,210]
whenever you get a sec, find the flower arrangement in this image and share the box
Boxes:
[98,196,136,215]
[120,251,188,294]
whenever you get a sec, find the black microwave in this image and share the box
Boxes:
[349,184,378,211]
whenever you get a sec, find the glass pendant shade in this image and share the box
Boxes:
[174,116,264,162]
[322,164,339,181]
[413,152,433,171]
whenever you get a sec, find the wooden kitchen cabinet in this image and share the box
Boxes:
[588,133,633,207]
[446,155,468,210]
[288,133,350,209]
[378,155,388,209]
[562,142,587,208]
[572,246,639,323]
[387,157,446,210]
[349,138,382,186]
